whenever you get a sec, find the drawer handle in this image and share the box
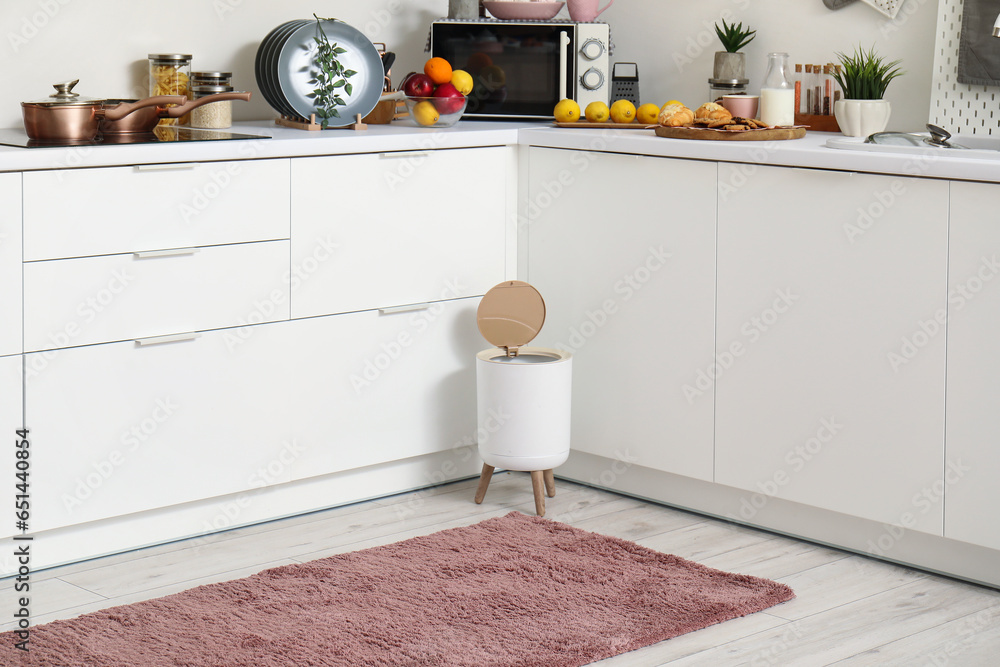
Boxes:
[378,152,430,160]
[133,248,200,259]
[134,164,198,172]
[379,303,432,315]
[134,332,202,347]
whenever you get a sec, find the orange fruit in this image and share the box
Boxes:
[424,57,453,85]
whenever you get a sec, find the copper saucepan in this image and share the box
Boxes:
[21,80,187,143]
[100,91,252,134]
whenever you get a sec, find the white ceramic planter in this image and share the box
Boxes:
[834,99,892,138]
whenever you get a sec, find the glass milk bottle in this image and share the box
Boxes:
[760,52,795,127]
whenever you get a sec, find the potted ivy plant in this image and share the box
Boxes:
[713,19,756,81]
[831,45,904,137]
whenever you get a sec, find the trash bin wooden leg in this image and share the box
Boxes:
[474,464,495,504]
[530,470,546,516]
[543,469,555,497]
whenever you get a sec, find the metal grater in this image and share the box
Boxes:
[610,62,640,106]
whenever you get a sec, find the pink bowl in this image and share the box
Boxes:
[483,1,565,20]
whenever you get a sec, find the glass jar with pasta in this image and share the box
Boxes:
[148,54,192,126]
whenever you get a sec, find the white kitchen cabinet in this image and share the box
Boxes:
[715,164,948,532]
[0,172,21,356]
[944,181,1000,550]
[24,240,290,351]
[0,355,22,541]
[26,322,294,532]
[525,148,717,481]
[23,159,290,261]
[290,148,508,318]
[287,297,481,476]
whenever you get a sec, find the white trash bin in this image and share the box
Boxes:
[473,281,572,516]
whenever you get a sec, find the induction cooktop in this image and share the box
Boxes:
[0,125,269,148]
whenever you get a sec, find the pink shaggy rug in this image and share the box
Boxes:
[1,512,793,666]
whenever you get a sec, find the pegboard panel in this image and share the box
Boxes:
[930,0,1000,136]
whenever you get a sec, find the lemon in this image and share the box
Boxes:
[664,100,684,108]
[412,100,440,126]
[584,101,610,123]
[451,69,474,95]
[553,98,581,123]
[610,99,636,124]
[636,103,660,125]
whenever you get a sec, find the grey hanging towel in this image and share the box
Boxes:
[958,0,1000,86]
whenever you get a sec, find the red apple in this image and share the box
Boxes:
[432,82,465,115]
[402,73,434,98]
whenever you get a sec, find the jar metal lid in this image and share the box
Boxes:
[708,78,749,86]
[148,54,193,62]
[192,84,234,94]
[192,71,232,79]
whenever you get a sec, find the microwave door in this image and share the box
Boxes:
[432,23,571,118]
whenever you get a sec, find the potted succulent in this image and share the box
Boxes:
[831,45,904,137]
[713,19,756,81]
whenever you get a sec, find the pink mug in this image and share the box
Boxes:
[567,0,614,22]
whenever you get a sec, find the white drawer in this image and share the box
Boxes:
[290,148,508,318]
[24,240,290,351]
[23,158,290,261]
[0,173,21,356]
[26,322,294,532]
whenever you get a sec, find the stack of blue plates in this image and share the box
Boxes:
[255,19,384,126]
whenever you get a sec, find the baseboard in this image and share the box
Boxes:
[0,448,481,576]
[556,451,1000,590]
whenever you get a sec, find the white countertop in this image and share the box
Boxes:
[3,118,1000,183]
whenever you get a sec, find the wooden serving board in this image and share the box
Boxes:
[654,126,806,141]
[554,121,656,129]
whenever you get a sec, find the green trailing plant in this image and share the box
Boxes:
[714,19,756,53]
[309,14,357,127]
[831,45,904,100]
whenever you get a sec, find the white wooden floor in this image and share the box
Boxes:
[6,473,1000,665]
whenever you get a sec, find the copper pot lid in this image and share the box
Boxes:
[477,280,546,356]
[23,79,105,106]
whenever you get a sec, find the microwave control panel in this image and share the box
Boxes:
[574,24,610,108]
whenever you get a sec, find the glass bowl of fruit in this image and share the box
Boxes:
[403,94,467,128]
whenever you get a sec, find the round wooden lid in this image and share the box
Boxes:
[477,280,546,351]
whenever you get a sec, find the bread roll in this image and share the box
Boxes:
[694,102,733,122]
[658,103,694,127]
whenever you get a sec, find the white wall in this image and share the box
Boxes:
[2,0,937,131]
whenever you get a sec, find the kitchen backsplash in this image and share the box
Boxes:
[1,0,937,130]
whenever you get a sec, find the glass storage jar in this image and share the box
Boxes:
[148,54,192,126]
[190,84,234,129]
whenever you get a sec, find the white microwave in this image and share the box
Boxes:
[430,20,611,119]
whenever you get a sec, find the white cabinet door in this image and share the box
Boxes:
[525,148,717,481]
[26,322,294,532]
[0,173,21,356]
[23,159,290,261]
[288,298,481,476]
[945,181,1000,550]
[24,240,290,351]
[1,354,22,541]
[716,164,948,532]
[290,148,508,318]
